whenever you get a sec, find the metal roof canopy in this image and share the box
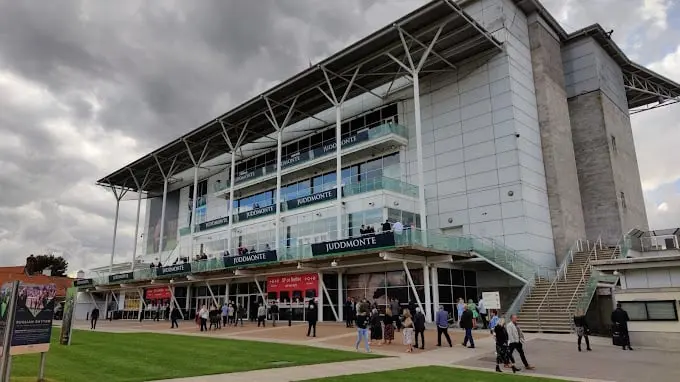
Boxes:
[514,0,680,113]
[98,0,502,192]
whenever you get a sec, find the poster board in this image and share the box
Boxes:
[0,282,56,355]
[482,291,501,310]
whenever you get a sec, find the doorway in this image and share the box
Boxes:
[236,295,249,320]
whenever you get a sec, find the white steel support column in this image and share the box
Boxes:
[402,261,424,314]
[220,120,250,255]
[264,97,298,251]
[184,139,212,258]
[317,272,324,322]
[128,169,151,273]
[320,276,339,322]
[152,155,178,256]
[110,199,120,273]
[423,263,432,323]
[103,292,111,321]
[137,289,145,318]
[254,277,267,303]
[337,271,343,322]
[318,66,360,239]
[168,285,184,319]
[225,281,230,304]
[431,265,440,314]
[205,281,218,308]
[386,24,446,244]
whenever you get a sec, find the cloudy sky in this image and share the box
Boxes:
[1,0,678,275]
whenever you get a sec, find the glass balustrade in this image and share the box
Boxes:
[214,122,408,192]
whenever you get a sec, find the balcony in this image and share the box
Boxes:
[180,176,418,236]
[213,122,408,196]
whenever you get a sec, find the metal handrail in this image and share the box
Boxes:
[567,245,597,310]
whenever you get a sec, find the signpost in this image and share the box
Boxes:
[482,291,501,310]
[0,281,56,381]
[60,287,77,345]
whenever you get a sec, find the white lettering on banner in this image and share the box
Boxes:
[232,253,267,265]
[325,237,377,252]
[161,265,186,274]
[235,171,256,182]
[296,191,333,207]
[245,205,275,218]
[111,274,130,281]
[205,217,228,228]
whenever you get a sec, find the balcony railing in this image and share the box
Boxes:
[214,122,407,193]
[180,176,417,236]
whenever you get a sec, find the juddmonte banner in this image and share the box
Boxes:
[108,272,134,283]
[237,204,275,222]
[311,232,396,256]
[286,189,337,210]
[73,278,93,288]
[224,250,278,268]
[156,263,192,277]
[312,130,370,157]
[196,216,229,232]
[281,151,311,169]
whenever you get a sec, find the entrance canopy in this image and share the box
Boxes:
[97,0,502,192]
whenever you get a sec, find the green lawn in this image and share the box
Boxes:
[10,329,379,382]
[303,366,567,382]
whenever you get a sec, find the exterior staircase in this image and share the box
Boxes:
[517,245,620,333]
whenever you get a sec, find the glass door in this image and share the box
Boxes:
[236,295,249,320]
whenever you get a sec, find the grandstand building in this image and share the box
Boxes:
[79,0,680,329]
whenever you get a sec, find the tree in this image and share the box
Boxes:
[25,254,68,277]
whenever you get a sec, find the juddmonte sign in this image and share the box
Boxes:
[313,130,369,157]
[223,250,278,268]
[73,278,93,287]
[196,216,229,232]
[286,189,337,210]
[238,204,275,221]
[156,263,192,277]
[108,272,134,283]
[311,232,396,256]
[281,151,311,169]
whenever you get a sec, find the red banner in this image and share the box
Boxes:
[145,287,171,300]
[267,273,318,293]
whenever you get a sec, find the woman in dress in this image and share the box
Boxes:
[369,308,383,345]
[494,318,519,373]
[383,307,395,345]
[402,309,414,353]
[468,299,479,329]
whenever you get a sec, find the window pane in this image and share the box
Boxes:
[438,285,453,303]
[438,268,452,285]
[452,270,464,285]
[620,302,647,320]
[464,271,477,286]
[646,301,677,320]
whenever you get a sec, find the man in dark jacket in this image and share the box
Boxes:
[460,304,475,348]
[414,307,426,349]
[344,298,353,328]
[611,303,633,350]
[390,298,402,332]
[90,307,99,330]
[170,307,181,329]
[306,300,318,337]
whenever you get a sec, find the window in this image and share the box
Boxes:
[620,191,627,210]
[611,135,617,153]
[619,301,678,321]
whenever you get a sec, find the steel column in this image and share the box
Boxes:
[275,129,283,250]
[109,199,120,273]
[402,261,424,314]
[168,285,184,320]
[190,166,199,256]
[317,272,324,322]
[423,263,432,322]
[337,271,343,322]
[412,74,428,235]
[205,281,218,308]
[320,276,339,322]
[158,178,169,255]
[334,107,343,239]
[132,189,143,272]
[227,151,236,254]
[430,265,440,313]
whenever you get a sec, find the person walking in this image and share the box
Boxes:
[478,295,488,329]
[573,309,592,352]
[435,306,452,347]
[390,298,401,332]
[257,303,267,327]
[306,299,318,337]
[170,306,181,329]
[90,307,99,330]
[460,304,475,348]
[355,307,371,353]
[383,307,395,345]
[611,303,633,350]
[494,318,520,373]
[402,309,414,353]
[507,314,535,370]
[414,307,426,350]
[369,308,383,345]
[199,305,208,332]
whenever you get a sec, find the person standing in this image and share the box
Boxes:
[221,303,229,327]
[390,298,401,332]
[257,303,267,327]
[369,308,383,345]
[90,307,99,330]
[573,309,592,352]
[199,305,208,332]
[507,314,535,370]
[306,300,318,337]
[478,295,488,329]
[435,306,452,347]
[355,307,371,352]
[170,306,180,329]
[460,304,475,348]
[456,298,465,327]
[344,298,353,328]
[271,301,279,327]
[383,307,395,345]
[494,318,519,373]
[611,303,633,350]
[414,307,426,350]
[402,309,414,353]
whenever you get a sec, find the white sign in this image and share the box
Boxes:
[482,291,501,310]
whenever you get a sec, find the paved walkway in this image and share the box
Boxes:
[75,320,678,382]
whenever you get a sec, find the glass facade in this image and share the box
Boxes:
[436,268,478,319]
